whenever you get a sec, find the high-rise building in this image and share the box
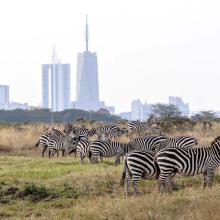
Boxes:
[75,16,103,111]
[130,99,152,121]
[131,99,143,121]
[0,85,9,107]
[42,47,71,112]
[169,96,189,116]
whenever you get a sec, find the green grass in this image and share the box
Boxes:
[0,156,220,220]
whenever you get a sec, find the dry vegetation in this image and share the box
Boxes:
[0,122,220,220]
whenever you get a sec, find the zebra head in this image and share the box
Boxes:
[62,135,79,154]
[63,123,74,134]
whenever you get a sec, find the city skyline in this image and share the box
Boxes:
[1,1,220,114]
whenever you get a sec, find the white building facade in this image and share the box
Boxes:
[42,47,71,112]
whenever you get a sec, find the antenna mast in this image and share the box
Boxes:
[85,15,89,51]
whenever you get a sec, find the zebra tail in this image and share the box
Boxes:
[120,155,128,186]
[35,140,40,147]
[153,155,160,180]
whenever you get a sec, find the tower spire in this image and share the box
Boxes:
[85,15,89,52]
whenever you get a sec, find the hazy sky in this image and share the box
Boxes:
[0,0,220,113]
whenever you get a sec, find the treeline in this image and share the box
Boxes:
[0,109,120,123]
[149,104,220,132]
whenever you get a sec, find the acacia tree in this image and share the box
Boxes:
[151,104,182,119]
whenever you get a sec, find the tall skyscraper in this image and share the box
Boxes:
[75,16,103,111]
[42,46,71,112]
[0,85,9,107]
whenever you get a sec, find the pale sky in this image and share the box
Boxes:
[0,0,220,114]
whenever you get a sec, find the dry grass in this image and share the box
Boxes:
[0,122,220,219]
[0,121,219,156]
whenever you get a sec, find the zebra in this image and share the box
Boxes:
[64,124,90,139]
[157,136,198,151]
[35,128,63,157]
[75,140,91,163]
[121,150,172,196]
[144,126,162,136]
[127,121,148,136]
[88,140,128,165]
[96,123,121,141]
[87,128,96,138]
[48,133,77,158]
[128,121,162,137]
[154,136,220,192]
[121,150,157,196]
[128,136,168,152]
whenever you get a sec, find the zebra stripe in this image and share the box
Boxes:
[128,121,148,133]
[64,124,90,139]
[76,140,91,163]
[158,136,197,150]
[96,123,120,140]
[129,136,168,152]
[48,134,77,158]
[155,136,220,192]
[88,140,125,165]
[35,128,63,157]
[121,150,157,196]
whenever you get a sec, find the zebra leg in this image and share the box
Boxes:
[80,153,84,164]
[115,155,120,166]
[158,170,173,193]
[125,166,132,197]
[42,145,47,157]
[56,150,59,157]
[207,170,215,189]
[74,150,77,158]
[203,172,208,191]
[62,149,65,157]
[132,173,140,196]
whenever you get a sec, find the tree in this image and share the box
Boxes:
[191,111,216,122]
[151,104,182,119]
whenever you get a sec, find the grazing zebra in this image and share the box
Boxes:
[129,136,168,152]
[121,150,172,196]
[76,140,91,163]
[96,123,120,141]
[88,140,126,165]
[154,136,220,192]
[121,150,157,196]
[128,121,162,137]
[158,136,198,151]
[35,128,63,157]
[127,121,148,135]
[48,134,77,158]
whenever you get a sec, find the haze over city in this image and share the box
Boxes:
[0,0,220,114]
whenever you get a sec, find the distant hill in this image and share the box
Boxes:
[0,109,120,123]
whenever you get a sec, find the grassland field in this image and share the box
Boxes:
[0,123,220,220]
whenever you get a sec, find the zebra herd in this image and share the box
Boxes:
[35,121,220,195]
